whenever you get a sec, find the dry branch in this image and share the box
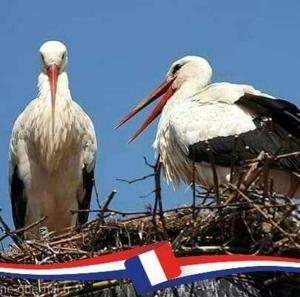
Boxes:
[1,152,300,296]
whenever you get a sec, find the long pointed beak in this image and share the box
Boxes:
[116,78,175,143]
[47,64,59,137]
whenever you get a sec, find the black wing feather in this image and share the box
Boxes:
[10,167,27,230]
[237,94,300,137]
[77,166,94,225]
[189,94,300,173]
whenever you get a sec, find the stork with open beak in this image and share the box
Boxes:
[9,41,97,237]
[117,55,300,197]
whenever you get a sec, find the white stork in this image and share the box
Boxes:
[117,55,300,197]
[9,41,97,237]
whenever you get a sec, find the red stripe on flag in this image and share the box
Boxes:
[177,255,300,265]
[155,242,181,279]
[0,241,171,270]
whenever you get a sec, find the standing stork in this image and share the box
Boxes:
[117,55,300,197]
[9,41,97,237]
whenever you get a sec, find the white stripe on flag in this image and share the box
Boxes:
[139,250,167,286]
[179,260,300,278]
[0,260,125,276]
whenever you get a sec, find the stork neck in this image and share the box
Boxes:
[38,71,72,100]
[170,79,207,105]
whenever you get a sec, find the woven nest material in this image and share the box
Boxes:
[1,152,300,296]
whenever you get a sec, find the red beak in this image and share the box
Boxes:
[116,77,175,143]
[47,64,59,137]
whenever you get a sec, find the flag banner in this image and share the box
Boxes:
[1,241,300,294]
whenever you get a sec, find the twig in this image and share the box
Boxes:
[0,215,25,251]
[206,147,220,204]
[99,190,117,221]
[226,151,266,204]
[153,156,168,240]
[229,135,239,183]
[192,161,196,219]
[229,183,299,247]
[93,178,101,209]
[0,216,47,241]
[116,173,155,184]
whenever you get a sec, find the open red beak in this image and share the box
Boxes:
[47,64,59,137]
[116,77,175,143]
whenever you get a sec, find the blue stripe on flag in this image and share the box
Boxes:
[0,270,127,281]
[150,266,300,292]
[125,256,153,294]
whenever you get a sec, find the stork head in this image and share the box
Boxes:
[116,55,212,142]
[40,40,68,71]
[39,40,68,136]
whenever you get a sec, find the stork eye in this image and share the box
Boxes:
[41,54,46,64]
[62,53,66,60]
[172,64,182,75]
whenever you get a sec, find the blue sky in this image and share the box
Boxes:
[1,0,300,229]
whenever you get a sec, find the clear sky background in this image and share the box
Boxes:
[1,0,300,230]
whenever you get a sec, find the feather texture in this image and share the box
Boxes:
[9,43,97,235]
[154,82,300,195]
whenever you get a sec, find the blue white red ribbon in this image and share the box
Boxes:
[1,241,300,294]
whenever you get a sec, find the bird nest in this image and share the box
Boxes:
[1,152,300,296]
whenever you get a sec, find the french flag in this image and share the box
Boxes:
[125,241,180,293]
[1,241,300,294]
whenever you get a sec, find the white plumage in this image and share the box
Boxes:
[154,82,265,185]
[9,41,97,237]
[118,56,300,197]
